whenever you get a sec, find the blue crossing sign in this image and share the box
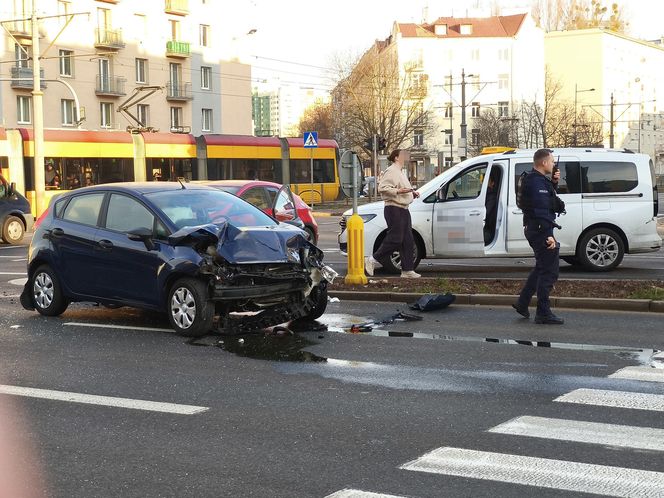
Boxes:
[303,131,318,148]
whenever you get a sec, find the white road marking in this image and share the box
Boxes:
[64,322,173,333]
[9,278,27,286]
[401,447,664,497]
[555,388,664,412]
[0,385,208,415]
[0,295,21,299]
[0,255,26,258]
[0,272,27,275]
[11,258,27,262]
[325,491,407,498]
[489,416,664,452]
[609,366,664,383]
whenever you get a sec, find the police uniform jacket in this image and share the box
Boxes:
[521,169,557,237]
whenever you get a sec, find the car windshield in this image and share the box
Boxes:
[146,188,276,230]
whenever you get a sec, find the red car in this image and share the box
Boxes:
[196,180,319,244]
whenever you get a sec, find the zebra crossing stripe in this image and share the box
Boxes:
[325,490,408,498]
[489,416,664,452]
[609,366,664,383]
[400,447,664,497]
[555,388,664,412]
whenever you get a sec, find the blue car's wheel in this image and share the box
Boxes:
[167,278,214,337]
[32,265,69,317]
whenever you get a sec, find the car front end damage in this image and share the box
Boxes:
[169,222,337,332]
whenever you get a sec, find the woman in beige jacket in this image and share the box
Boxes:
[365,149,421,278]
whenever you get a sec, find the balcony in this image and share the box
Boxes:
[95,75,126,96]
[166,40,190,58]
[165,0,189,15]
[94,28,125,50]
[7,22,32,40]
[166,82,193,101]
[10,67,47,89]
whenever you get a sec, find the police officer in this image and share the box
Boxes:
[512,148,564,324]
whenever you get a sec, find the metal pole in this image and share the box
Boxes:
[574,83,578,147]
[309,146,314,210]
[372,133,377,197]
[460,68,467,161]
[32,7,46,217]
[352,153,358,215]
[609,92,615,149]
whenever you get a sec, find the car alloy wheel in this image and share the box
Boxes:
[171,287,197,330]
[33,271,54,309]
[585,233,619,267]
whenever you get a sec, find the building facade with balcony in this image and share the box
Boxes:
[545,28,664,159]
[0,0,251,135]
[344,12,544,177]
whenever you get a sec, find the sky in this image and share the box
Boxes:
[226,0,664,92]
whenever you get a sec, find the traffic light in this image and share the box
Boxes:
[377,136,387,151]
[364,136,374,150]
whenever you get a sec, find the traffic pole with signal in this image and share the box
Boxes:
[339,150,367,285]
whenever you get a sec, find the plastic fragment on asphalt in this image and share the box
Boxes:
[328,297,340,303]
[409,293,456,312]
[10,325,21,329]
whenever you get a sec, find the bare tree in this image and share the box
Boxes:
[331,41,432,156]
[531,0,628,32]
[296,101,334,139]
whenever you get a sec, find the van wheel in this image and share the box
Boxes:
[577,228,624,272]
[32,265,69,316]
[167,278,214,337]
[304,284,328,321]
[2,216,24,244]
[375,232,423,274]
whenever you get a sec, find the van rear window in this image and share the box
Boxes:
[581,161,637,193]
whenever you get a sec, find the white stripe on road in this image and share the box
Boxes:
[0,255,25,258]
[555,388,664,412]
[401,447,664,497]
[0,385,208,415]
[0,272,27,275]
[609,366,664,383]
[325,491,407,498]
[0,295,21,299]
[64,322,173,333]
[489,416,664,452]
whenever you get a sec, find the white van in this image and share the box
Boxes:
[338,148,661,272]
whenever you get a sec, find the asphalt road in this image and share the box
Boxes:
[1,247,664,497]
[314,216,664,280]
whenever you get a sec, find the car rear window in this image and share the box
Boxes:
[62,193,104,226]
[581,161,638,193]
[146,189,276,229]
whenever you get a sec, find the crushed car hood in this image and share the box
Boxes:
[169,222,316,264]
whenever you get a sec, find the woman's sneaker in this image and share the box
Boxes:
[401,271,421,278]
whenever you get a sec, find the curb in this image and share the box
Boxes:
[327,290,664,314]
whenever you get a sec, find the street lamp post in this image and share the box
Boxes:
[574,84,595,146]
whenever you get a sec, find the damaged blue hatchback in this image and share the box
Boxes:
[20,183,336,336]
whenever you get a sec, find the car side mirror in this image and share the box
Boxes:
[127,227,156,251]
[436,187,447,202]
[8,182,16,197]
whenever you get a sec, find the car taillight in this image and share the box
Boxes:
[33,207,50,230]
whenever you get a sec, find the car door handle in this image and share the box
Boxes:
[98,239,113,250]
[51,227,64,237]
[469,211,482,216]
[512,210,522,214]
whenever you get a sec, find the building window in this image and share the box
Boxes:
[57,1,71,24]
[471,102,480,118]
[15,43,29,68]
[471,74,480,91]
[135,58,148,83]
[444,157,453,168]
[202,108,213,132]
[17,96,31,124]
[170,106,183,130]
[444,103,453,118]
[414,129,424,147]
[471,48,480,61]
[460,24,473,35]
[133,13,146,41]
[100,102,113,128]
[59,49,73,76]
[498,48,509,61]
[137,104,149,127]
[471,128,480,146]
[444,129,453,146]
[61,99,75,126]
[498,101,509,117]
[498,74,509,90]
[201,66,211,90]
[170,19,180,40]
[199,24,210,47]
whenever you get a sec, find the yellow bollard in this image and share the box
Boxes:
[345,213,368,285]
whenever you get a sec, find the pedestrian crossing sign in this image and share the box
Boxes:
[303,131,318,148]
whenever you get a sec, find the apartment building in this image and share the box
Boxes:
[546,28,664,158]
[0,0,251,134]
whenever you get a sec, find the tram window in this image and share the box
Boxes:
[290,159,335,183]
